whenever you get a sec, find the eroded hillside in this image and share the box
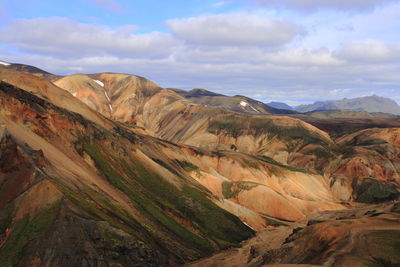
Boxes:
[0,65,399,266]
[54,72,400,207]
[0,81,254,266]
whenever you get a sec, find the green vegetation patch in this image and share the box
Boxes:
[0,202,60,267]
[352,178,399,204]
[365,230,400,266]
[306,147,332,159]
[242,159,260,170]
[257,155,308,174]
[222,181,259,199]
[208,115,325,147]
[0,202,14,236]
[83,142,213,254]
[264,217,288,226]
[83,140,254,254]
[54,181,146,238]
[175,160,200,173]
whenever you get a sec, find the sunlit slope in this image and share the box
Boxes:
[54,73,162,127]
[55,73,333,168]
[54,71,399,210]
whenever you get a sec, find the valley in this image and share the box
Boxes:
[0,62,399,266]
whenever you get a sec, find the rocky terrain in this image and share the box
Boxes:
[0,62,399,266]
[190,201,400,267]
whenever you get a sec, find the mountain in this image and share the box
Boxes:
[1,63,399,266]
[171,88,297,115]
[266,101,294,110]
[295,95,400,115]
[53,71,400,213]
[0,60,60,81]
[0,74,255,266]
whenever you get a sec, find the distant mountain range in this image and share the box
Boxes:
[266,101,294,110]
[295,95,400,115]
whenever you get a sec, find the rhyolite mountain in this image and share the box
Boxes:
[0,62,399,266]
[296,95,400,115]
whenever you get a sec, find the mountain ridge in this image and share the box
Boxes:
[171,88,297,115]
[296,95,400,115]
[266,101,294,110]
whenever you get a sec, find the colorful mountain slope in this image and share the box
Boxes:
[0,64,399,266]
[0,80,254,266]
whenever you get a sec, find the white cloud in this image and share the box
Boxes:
[1,49,399,105]
[247,0,400,11]
[263,48,343,66]
[0,18,179,59]
[173,46,343,66]
[0,10,399,106]
[336,39,400,62]
[167,13,306,46]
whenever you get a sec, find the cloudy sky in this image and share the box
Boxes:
[0,0,399,105]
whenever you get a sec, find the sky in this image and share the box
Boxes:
[0,0,399,105]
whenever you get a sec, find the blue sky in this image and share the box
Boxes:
[0,0,400,105]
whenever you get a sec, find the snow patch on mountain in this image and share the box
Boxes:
[93,79,104,87]
[0,61,10,66]
[104,91,111,102]
[240,101,259,113]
